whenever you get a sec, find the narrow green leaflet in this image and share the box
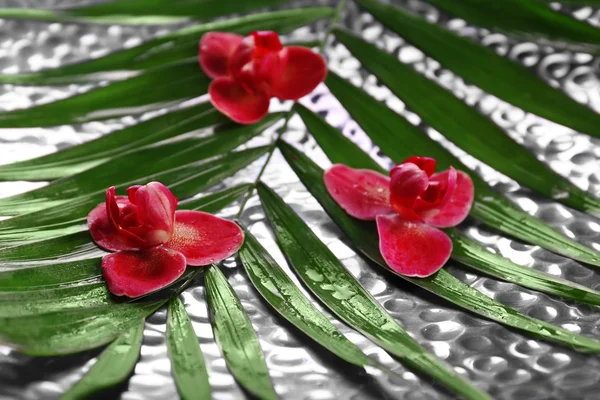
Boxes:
[0,232,100,264]
[0,185,251,262]
[355,0,600,136]
[0,146,269,243]
[325,71,600,267]
[205,266,278,400]
[0,113,281,216]
[240,228,381,370]
[334,28,600,215]
[61,320,145,400]
[282,111,600,307]
[0,60,210,128]
[0,8,333,85]
[0,0,290,24]
[277,141,600,353]
[0,258,101,291]
[0,282,111,317]
[0,301,159,355]
[167,297,211,400]
[426,0,600,52]
[257,183,490,400]
[0,102,227,181]
[447,229,600,306]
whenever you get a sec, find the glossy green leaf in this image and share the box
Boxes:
[0,113,281,216]
[257,183,490,400]
[0,146,269,243]
[356,0,600,135]
[61,320,145,400]
[333,28,600,214]
[0,184,251,262]
[324,71,600,267]
[0,232,100,264]
[240,228,382,370]
[0,60,210,128]
[0,282,111,317]
[205,266,278,400]
[0,301,160,355]
[426,0,600,52]
[294,104,600,306]
[0,102,227,181]
[0,8,334,85]
[277,141,600,353]
[447,229,600,306]
[0,0,291,24]
[0,258,102,291]
[167,297,211,400]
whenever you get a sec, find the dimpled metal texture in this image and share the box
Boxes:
[1,0,600,399]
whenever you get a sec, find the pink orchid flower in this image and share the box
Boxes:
[199,30,327,124]
[324,157,474,277]
[88,182,244,297]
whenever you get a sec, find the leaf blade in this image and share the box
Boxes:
[167,297,211,400]
[333,27,600,214]
[61,320,145,400]
[278,140,600,353]
[0,8,334,85]
[324,70,600,267]
[239,228,378,369]
[257,183,490,400]
[0,146,269,243]
[205,266,278,400]
[0,301,159,355]
[0,102,226,181]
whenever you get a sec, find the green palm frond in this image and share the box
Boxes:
[0,0,599,399]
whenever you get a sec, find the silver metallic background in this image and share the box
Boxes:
[1,0,600,399]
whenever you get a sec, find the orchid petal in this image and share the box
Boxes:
[324,164,393,220]
[271,46,327,100]
[209,77,270,124]
[101,247,187,298]
[166,211,244,266]
[251,31,283,52]
[401,156,436,177]
[389,163,429,221]
[418,171,474,228]
[88,196,146,251]
[129,182,178,246]
[199,32,243,79]
[376,214,452,277]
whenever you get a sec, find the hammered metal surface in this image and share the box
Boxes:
[1,1,600,399]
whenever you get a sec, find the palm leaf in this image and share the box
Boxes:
[333,28,600,215]
[324,71,600,267]
[0,301,160,355]
[1,0,600,398]
[240,227,388,371]
[205,266,278,400]
[0,0,292,24]
[293,104,600,306]
[0,113,281,215]
[0,8,333,85]
[355,0,600,137]
[423,0,600,53]
[0,102,227,181]
[167,297,211,400]
[257,183,490,400]
[277,141,600,353]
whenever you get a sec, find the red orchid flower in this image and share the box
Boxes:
[88,182,244,298]
[199,30,327,124]
[324,157,474,277]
